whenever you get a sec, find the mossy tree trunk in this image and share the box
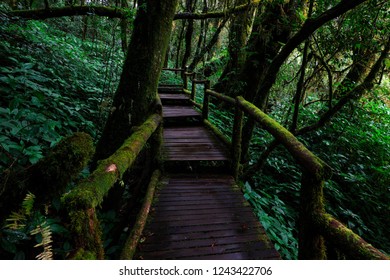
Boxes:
[214,0,255,93]
[236,0,300,161]
[0,132,94,221]
[240,0,369,162]
[93,0,178,162]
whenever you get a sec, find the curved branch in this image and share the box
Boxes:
[253,0,369,108]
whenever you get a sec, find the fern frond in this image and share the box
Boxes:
[30,222,53,260]
[5,192,36,230]
[22,192,35,216]
[5,212,26,230]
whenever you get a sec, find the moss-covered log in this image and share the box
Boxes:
[315,213,389,260]
[62,114,162,259]
[237,96,331,181]
[0,132,94,220]
[120,169,161,259]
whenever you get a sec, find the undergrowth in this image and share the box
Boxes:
[0,14,124,259]
[0,13,123,173]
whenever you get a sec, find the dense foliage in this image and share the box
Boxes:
[0,13,124,259]
[0,0,389,260]
[0,13,123,172]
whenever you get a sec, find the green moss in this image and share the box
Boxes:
[63,114,162,209]
[237,96,330,180]
[67,208,104,260]
[71,249,97,260]
[315,213,389,259]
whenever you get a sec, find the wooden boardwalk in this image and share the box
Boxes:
[163,126,229,161]
[134,85,280,260]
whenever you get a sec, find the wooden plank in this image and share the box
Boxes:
[163,106,201,118]
[179,250,281,260]
[152,209,255,221]
[137,242,272,259]
[156,193,245,203]
[162,126,230,161]
[143,227,265,244]
[141,233,264,251]
[159,93,189,100]
[146,221,261,234]
[152,207,254,219]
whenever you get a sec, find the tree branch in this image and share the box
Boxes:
[253,0,369,108]
[296,37,389,135]
[174,0,260,20]
[6,1,261,21]
[7,6,126,20]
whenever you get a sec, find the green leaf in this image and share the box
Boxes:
[1,237,17,254]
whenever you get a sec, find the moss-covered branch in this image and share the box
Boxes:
[0,132,94,220]
[315,213,389,260]
[174,0,260,20]
[7,1,260,21]
[62,114,162,259]
[237,96,331,180]
[8,6,126,20]
[120,169,161,260]
[64,113,161,209]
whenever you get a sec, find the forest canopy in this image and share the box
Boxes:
[0,0,389,260]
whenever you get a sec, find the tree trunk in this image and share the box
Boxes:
[120,0,129,54]
[188,17,228,71]
[238,0,300,161]
[175,21,186,69]
[240,0,368,162]
[181,0,197,69]
[214,0,256,93]
[93,0,178,162]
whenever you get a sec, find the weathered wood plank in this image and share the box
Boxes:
[163,105,201,118]
[135,175,280,260]
[159,93,190,100]
[163,126,230,161]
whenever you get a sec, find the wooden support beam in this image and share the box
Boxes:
[202,81,211,120]
[120,170,161,260]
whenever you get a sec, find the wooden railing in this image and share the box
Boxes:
[62,113,162,259]
[179,69,388,260]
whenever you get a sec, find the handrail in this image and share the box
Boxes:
[236,96,331,180]
[176,68,388,260]
[207,89,235,105]
[62,113,162,259]
[120,169,161,259]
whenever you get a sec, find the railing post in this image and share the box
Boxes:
[231,98,243,179]
[298,172,326,259]
[191,73,196,101]
[202,80,210,120]
[183,66,189,90]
